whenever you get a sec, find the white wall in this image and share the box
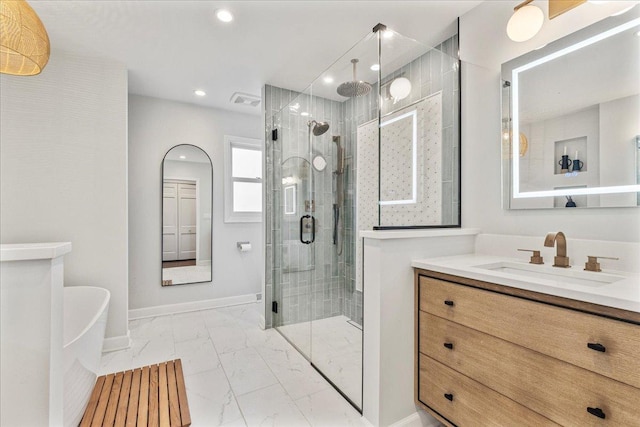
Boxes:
[599,94,640,207]
[128,95,262,310]
[460,1,640,242]
[0,51,129,340]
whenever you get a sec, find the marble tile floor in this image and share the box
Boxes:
[277,316,362,408]
[99,302,365,427]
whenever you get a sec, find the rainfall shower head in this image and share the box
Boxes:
[309,120,330,136]
[337,59,372,98]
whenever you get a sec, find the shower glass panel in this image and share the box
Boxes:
[265,23,460,412]
[373,30,461,228]
[271,86,315,360]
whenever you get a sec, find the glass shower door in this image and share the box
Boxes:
[272,90,315,360]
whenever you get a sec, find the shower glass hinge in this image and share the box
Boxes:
[272,129,278,141]
[372,23,387,33]
[272,301,278,313]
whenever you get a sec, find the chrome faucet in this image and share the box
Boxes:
[544,231,571,268]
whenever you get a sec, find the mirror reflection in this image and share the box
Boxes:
[502,7,640,209]
[162,144,212,285]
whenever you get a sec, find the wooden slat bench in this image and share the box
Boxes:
[80,359,191,427]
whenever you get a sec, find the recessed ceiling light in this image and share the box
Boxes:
[179,155,186,159]
[194,89,206,97]
[383,30,394,40]
[588,0,609,4]
[323,76,334,84]
[636,30,640,37]
[370,64,380,71]
[300,112,310,117]
[216,9,233,23]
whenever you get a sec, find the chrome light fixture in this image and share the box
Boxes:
[0,0,50,76]
[507,0,545,42]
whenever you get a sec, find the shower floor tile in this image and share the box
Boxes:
[99,302,365,427]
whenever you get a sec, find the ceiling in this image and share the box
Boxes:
[31,0,482,116]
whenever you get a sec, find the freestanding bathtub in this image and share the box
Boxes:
[63,286,110,427]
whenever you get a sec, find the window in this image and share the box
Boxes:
[224,136,263,222]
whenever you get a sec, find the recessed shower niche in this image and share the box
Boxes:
[264,22,461,410]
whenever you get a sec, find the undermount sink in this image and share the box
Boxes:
[474,261,625,287]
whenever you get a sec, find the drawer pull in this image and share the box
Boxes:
[444,300,455,306]
[587,407,606,419]
[587,343,606,353]
[444,342,454,350]
[444,393,454,402]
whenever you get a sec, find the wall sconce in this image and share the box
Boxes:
[0,0,50,76]
[507,0,545,42]
[507,0,588,42]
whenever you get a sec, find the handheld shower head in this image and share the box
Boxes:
[309,120,330,136]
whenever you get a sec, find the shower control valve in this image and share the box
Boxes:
[305,200,315,212]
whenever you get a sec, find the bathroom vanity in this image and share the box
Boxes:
[413,256,640,426]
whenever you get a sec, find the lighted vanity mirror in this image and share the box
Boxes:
[501,5,640,209]
[161,144,212,286]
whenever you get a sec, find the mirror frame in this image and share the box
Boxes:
[501,6,640,208]
[161,144,213,286]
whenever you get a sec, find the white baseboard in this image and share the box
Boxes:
[102,331,132,353]
[128,293,259,320]
[375,411,439,427]
[259,314,266,330]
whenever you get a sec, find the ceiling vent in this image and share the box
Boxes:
[230,92,261,107]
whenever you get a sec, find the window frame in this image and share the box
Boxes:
[224,135,263,223]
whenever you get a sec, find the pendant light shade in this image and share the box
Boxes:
[507,4,545,42]
[0,0,50,76]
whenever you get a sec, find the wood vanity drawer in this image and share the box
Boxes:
[419,312,640,426]
[418,354,560,427]
[419,275,640,388]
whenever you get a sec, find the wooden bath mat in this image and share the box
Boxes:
[80,359,191,427]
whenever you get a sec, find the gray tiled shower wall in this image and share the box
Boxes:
[264,33,459,328]
[349,34,460,226]
[264,85,355,328]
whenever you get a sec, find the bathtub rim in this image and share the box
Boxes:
[63,286,110,349]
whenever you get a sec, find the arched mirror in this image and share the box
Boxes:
[161,144,212,286]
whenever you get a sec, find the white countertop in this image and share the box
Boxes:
[412,254,640,313]
[0,242,72,262]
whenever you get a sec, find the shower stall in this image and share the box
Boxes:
[264,23,461,410]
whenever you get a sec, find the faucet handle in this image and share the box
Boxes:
[584,256,619,272]
[518,249,544,265]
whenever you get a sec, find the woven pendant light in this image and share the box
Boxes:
[0,0,50,76]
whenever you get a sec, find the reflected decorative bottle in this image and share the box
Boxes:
[572,159,584,172]
[559,155,572,173]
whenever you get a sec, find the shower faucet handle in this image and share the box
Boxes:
[517,249,544,265]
